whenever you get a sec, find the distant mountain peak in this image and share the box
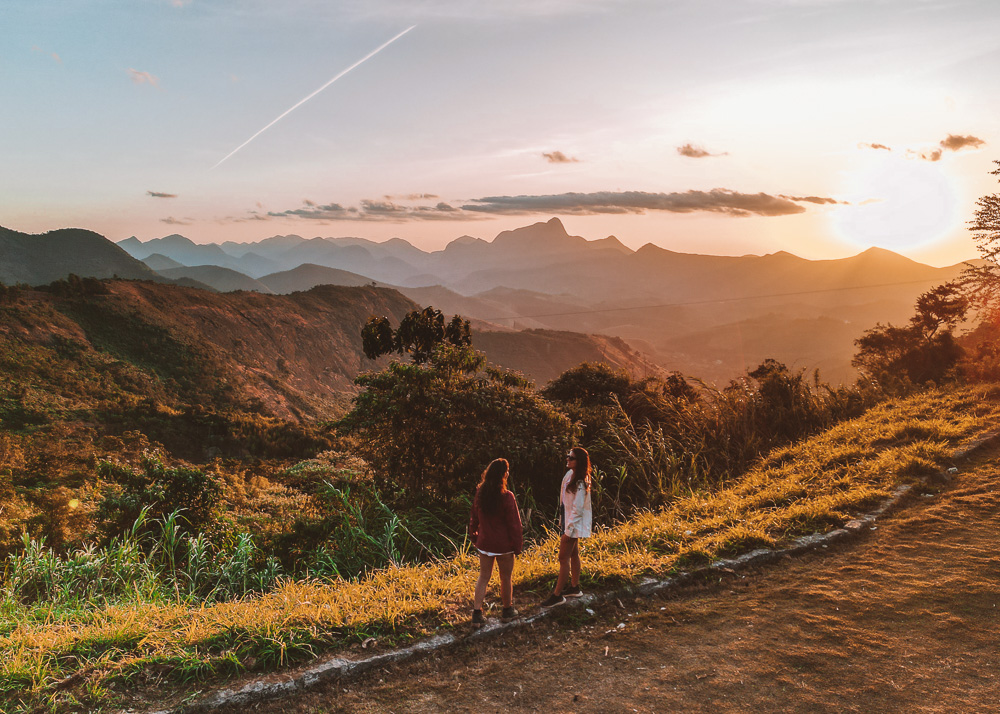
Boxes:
[493,217,571,246]
[851,246,921,266]
[158,233,197,247]
[590,234,633,254]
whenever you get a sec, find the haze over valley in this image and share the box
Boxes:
[110,217,970,385]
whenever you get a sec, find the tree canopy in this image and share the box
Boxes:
[338,343,578,505]
[361,307,471,364]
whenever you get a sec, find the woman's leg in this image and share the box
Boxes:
[554,535,577,595]
[496,553,515,607]
[569,538,581,587]
[474,553,495,610]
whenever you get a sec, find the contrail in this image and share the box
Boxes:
[212,25,416,170]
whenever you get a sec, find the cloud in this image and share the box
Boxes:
[780,195,847,205]
[264,187,839,223]
[219,211,273,223]
[939,133,985,152]
[859,142,891,151]
[268,198,471,222]
[461,190,815,217]
[909,148,943,162]
[160,216,192,225]
[907,133,985,161]
[676,143,727,158]
[543,151,579,163]
[170,0,193,6]
[128,68,160,87]
[147,191,177,199]
[32,45,62,64]
[384,193,440,200]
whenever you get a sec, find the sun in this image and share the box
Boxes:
[832,156,960,252]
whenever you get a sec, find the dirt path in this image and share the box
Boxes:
[218,441,1000,713]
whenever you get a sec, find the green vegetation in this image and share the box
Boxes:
[7,163,1000,713]
[339,343,577,504]
[3,385,996,712]
[853,282,969,387]
[361,306,472,364]
[542,359,878,520]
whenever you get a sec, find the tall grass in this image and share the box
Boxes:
[3,385,997,713]
[3,481,467,618]
[589,363,881,521]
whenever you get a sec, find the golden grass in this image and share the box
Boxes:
[3,384,999,710]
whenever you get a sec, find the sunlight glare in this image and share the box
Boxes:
[833,156,959,251]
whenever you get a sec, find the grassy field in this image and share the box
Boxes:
[3,384,999,713]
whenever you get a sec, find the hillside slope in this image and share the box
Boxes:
[0,280,660,424]
[0,226,156,285]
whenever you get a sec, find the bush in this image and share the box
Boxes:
[94,451,224,540]
[338,344,579,506]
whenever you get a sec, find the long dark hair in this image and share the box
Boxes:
[566,447,591,494]
[475,458,510,515]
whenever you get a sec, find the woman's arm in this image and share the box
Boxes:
[566,485,586,534]
[505,492,523,555]
[468,502,479,544]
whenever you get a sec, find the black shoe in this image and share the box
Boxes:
[472,609,485,627]
[540,594,566,608]
[563,585,583,598]
[501,606,518,622]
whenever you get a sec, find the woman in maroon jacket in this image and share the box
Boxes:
[468,458,523,627]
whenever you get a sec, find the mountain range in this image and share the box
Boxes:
[1,221,973,385]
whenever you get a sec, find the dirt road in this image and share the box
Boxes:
[218,441,1000,713]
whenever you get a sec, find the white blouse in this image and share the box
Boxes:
[560,470,593,538]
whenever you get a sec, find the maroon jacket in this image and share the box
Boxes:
[468,490,523,555]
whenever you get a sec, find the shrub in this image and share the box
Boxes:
[94,451,224,540]
[338,344,579,506]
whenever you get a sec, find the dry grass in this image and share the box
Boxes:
[3,384,999,712]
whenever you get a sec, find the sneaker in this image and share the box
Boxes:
[501,606,518,622]
[472,609,485,627]
[563,585,584,598]
[540,594,566,608]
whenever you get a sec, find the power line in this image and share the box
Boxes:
[480,277,945,323]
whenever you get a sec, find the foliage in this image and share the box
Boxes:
[962,159,1000,321]
[852,282,968,387]
[94,452,224,540]
[4,384,996,712]
[339,343,578,504]
[42,274,110,299]
[544,359,876,521]
[361,306,472,364]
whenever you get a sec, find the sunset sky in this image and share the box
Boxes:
[3,0,999,265]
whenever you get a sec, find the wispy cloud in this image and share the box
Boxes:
[31,46,62,64]
[911,148,943,162]
[461,190,818,217]
[264,187,842,223]
[160,216,192,225]
[676,143,727,158]
[268,198,473,222]
[128,68,160,87]
[543,151,579,163]
[907,133,985,161]
[147,191,177,198]
[780,195,846,205]
[384,193,440,200]
[218,211,273,224]
[858,142,891,151]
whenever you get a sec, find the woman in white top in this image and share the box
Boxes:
[540,446,593,608]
